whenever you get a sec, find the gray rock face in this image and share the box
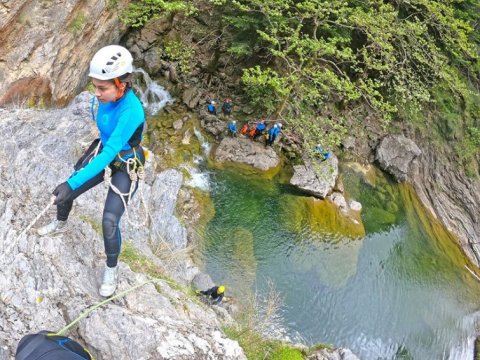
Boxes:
[214,137,280,171]
[192,273,215,291]
[409,147,480,266]
[0,93,245,359]
[182,86,202,109]
[201,113,226,137]
[0,0,130,105]
[375,134,480,267]
[375,135,421,182]
[290,155,339,198]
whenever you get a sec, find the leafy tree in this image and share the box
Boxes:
[121,0,196,28]
[207,0,479,152]
[121,0,479,157]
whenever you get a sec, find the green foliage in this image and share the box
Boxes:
[459,126,480,177]
[163,38,195,74]
[208,0,479,153]
[121,0,479,168]
[121,0,196,28]
[241,66,291,113]
[223,326,304,360]
[69,13,86,34]
[120,240,166,279]
[270,347,304,360]
[85,82,96,94]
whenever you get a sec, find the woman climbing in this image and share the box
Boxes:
[37,45,146,297]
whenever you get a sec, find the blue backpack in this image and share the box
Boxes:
[15,331,93,360]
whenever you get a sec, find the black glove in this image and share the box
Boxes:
[53,182,74,205]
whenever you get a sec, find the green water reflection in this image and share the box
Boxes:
[200,163,480,360]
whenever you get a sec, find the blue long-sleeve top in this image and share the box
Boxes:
[228,122,237,132]
[67,89,145,190]
[257,123,266,132]
[269,126,279,138]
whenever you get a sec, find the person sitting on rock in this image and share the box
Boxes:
[315,143,331,161]
[239,122,249,136]
[228,120,237,137]
[196,285,225,305]
[207,101,216,115]
[36,45,146,298]
[254,119,266,139]
[222,98,233,116]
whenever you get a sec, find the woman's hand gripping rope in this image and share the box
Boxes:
[17,196,55,240]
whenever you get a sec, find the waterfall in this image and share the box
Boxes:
[193,127,211,156]
[133,67,174,115]
[181,164,211,192]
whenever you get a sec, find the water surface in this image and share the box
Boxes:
[199,164,480,360]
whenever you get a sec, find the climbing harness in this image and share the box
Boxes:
[103,146,149,228]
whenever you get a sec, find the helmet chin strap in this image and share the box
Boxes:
[114,78,125,101]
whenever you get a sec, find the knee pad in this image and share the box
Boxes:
[102,212,119,239]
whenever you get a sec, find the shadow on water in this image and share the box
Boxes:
[200,163,480,360]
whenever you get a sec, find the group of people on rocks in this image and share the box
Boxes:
[207,99,283,147]
[228,119,283,147]
[207,98,232,116]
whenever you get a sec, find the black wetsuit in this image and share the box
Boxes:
[200,286,224,304]
[57,135,144,268]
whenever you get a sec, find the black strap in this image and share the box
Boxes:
[73,138,100,171]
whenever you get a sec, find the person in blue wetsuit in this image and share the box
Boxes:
[266,123,280,146]
[228,120,237,137]
[207,101,216,115]
[254,119,266,139]
[315,143,331,161]
[37,45,145,297]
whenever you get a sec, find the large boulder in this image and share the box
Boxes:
[182,86,202,109]
[0,94,246,359]
[214,137,280,171]
[375,135,421,182]
[0,0,130,106]
[290,155,339,198]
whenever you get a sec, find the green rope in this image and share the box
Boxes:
[56,279,155,336]
[56,275,182,336]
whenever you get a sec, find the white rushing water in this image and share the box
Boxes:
[193,127,211,156]
[133,67,174,115]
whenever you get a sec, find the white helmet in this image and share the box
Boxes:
[232,120,236,123]
[278,123,282,128]
[89,45,133,80]
[273,124,278,128]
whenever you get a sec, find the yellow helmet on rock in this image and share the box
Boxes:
[218,285,225,294]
